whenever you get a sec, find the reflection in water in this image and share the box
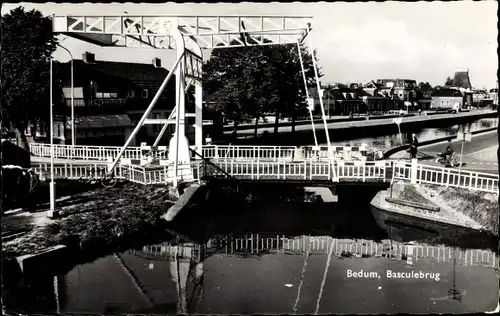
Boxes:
[3,184,499,314]
[138,235,496,268]
[323,118,498,149]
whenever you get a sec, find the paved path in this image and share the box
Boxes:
[391,130,498,174]
[225,110,496,137]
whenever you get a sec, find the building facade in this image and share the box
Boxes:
[376,79,418,110]
[16,53,215,147]
[430,88,463,110]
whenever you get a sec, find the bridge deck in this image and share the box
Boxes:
[29,156,499,194]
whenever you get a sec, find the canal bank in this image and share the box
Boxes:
[2,182,180,284]
[1,180,382,282]
[224,110,497,146]
[370,182,499,237]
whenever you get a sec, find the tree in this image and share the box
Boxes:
[444,76,453,87]
[418,82,433,91]
[262,43,320,134]
[1,7,62,149]
[202,44,265,138]
[202,39,321,139]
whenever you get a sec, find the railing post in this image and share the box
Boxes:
[362,161,366,182]
[214,145,219,159]
[410,159,418,184]
[256,160,260,180]
[309,160,313,180]
[328,160,331,181]
[277,160,281,180]
[304,160,307,180]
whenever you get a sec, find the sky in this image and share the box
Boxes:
[2,1,498,89]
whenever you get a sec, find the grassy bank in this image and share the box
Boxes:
[399,185,438,207]
[394,183,499,235]
[2,182,178,263]
[423,184,499,235]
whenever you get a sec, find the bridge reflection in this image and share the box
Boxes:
[122,232,496,313]
[135,234,497,269]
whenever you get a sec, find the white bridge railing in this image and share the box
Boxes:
[32,162,202,185]
[203,160,389,182]
[29,143,499,193]
[200,145,297,161]
[29,143,369,162]
[392,160,499,193]
[30,143,145,161]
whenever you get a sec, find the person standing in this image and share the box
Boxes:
[409,134,418,159]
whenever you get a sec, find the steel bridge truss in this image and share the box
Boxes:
[52,14,333,187]
[52,15,310,49]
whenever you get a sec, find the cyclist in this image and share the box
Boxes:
[442,140,454,162]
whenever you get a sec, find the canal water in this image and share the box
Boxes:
[3,184,498,314]
[324,117,498,150]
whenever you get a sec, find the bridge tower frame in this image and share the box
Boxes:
[52,14,333,187]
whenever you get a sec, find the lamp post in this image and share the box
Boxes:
[57,43,75,146]
[47,58,57,218]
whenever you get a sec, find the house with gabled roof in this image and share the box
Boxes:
[430,88,464,110]
[27,53,182,146]
[310,86,364,116]
[54,53,179,146]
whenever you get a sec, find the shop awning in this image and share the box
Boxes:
[77,114,134,129]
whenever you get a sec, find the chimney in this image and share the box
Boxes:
[82,52,95,63]
[152,58,161,68]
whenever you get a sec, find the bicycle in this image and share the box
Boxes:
[78,166,118,188]
[78,166,100,184]
[435,152,458,168]
[101,170,118,188]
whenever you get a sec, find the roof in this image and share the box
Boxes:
[77,114,134,129]
[452,71,472,89]
[59,59,172,85]
[360,88,377,97]
[309,87,337,99]
[431,88,463,97]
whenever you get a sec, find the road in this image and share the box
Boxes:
[391,130,498,174]
[224,110,496,138]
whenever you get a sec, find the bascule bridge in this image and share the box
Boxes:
[26,14,498,196]
[52,14,329,188]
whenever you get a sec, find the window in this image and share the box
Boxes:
[142,89,149,98]
[127,90,136,98]
[446,100,450,106]
[440,100,444,106]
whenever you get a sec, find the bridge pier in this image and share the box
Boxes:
[327,185,339,202]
